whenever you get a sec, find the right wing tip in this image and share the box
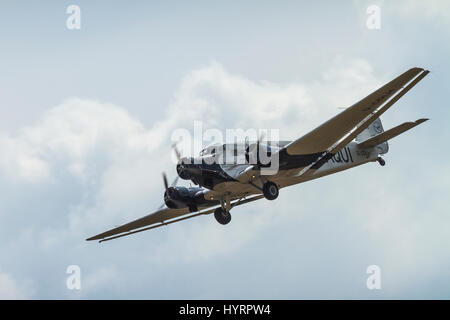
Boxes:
[409,67,430,75]
[415,118,429,124]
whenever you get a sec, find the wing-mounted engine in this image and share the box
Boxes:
[164,185,216,212]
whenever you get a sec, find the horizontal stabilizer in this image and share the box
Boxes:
[358,118,429,149]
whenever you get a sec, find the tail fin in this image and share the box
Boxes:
[356,117,389,154]
[358,118,428,151]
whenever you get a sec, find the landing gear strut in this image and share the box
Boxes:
[263,181,279,200]
[377,157,386,166]
[214,196,232,225]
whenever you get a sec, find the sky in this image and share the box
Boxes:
[0,0,449,299]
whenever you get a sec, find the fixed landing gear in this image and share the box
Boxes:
[214,197,232,225]
[214,207,231,225]
[263,181,279,200]
[249,178,280,201]
[377,157,386,166]
[213,181,279,225]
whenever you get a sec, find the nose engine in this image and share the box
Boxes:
[176,157,196,180]
[176,163,190,180]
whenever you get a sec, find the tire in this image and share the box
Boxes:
[263,181,279,200]
[377,157,386,166]
[214,207,231,225]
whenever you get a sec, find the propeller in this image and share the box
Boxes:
[162,172,179,191]
[247,131,266,165]
[257,131,266,149]
[157,140,184,209]
[171,142,182,162]
[159,172,179,209]
[246,131,266,146]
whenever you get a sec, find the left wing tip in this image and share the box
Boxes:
[86,236,101,241]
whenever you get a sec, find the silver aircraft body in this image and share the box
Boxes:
[87,67,430,242]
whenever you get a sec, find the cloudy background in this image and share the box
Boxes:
[0,0,449,299]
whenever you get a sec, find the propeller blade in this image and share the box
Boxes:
[163,172,179,191]
[163,172,169,190]
[159,172,179,209]
[257,131,266,145]
[171,142,182,161]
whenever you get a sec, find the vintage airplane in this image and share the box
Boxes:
[87,67,429,243]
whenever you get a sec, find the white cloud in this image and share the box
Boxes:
[163,59,382,164]
[0,272,30,299]
[0,134,50,183]
[0,59,381,232]
[3,59,442,298]
[82,266,118,295]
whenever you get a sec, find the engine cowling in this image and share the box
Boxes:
[164,186,209,212]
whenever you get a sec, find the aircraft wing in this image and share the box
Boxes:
[86,194,264,243]
[303,68,430,172]
[285,67,426,155]
[86,207,190,241]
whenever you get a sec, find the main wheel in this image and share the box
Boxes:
[263,181,279,200]
[214,207,231,225]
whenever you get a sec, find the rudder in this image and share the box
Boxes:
[356,117,389,154]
